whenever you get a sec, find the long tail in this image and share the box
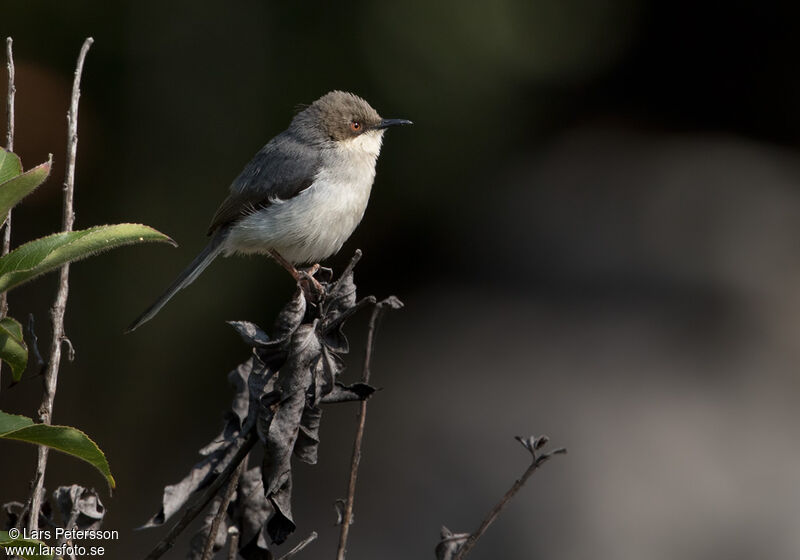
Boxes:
[126,230,228,332]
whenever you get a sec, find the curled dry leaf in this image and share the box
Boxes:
[53,485,105,531]
[143,253,403,555]
[435,526,470,560]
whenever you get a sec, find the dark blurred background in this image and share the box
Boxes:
[3,1,800,558]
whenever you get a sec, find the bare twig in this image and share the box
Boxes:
[226,527,239,560]
[277,531,318,560]
[331,249,362,295]
[144,428,259,560]
[451,436,567,560]
[1,37,16,384]
[200,456,247,560]
[335,296,401,560]
[5,37,14,151]
[27,37,93,532]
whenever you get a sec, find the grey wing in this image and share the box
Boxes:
[207,131,321,235]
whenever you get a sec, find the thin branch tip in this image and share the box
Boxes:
[327,249,363,297]
[277,532,318,560]
[335,297,400,560]
[447,433,566,560]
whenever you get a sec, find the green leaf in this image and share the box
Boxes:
[0,530,53,560]
[0,316,27,382]
[0,147,22,185]
[0,156,52,218]
[0,409,33,432]
[0,223,176,293]
[0,410,116,490]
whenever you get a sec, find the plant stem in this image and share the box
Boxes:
[452,449,566,560]
[4,37,13,152]
[277,532,318,560]
[335,300,391,560]
[1,37,16,385]
[226,527,239,560]
[27,37,93,532]
[200,456,247,560]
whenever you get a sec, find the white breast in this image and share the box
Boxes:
[225,131,384,264]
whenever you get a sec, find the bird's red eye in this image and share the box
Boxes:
[350,121,361,132]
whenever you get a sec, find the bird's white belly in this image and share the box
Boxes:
[224,159,376,264]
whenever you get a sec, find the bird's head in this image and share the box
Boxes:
[294,91,411,153]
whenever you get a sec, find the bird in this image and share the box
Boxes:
[127,91,411,332]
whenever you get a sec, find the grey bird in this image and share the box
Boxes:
[127,91,411,332]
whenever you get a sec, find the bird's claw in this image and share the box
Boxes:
[298,270,325,304]
[303,263,321,277]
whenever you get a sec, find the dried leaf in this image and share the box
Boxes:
[378,295,404,311]
[228,321,272,348]
[515,434,567,463]
[227,360,254,435]
[294,406,321,465]
[435,526,470,560]
[266,473,295,546]
[323,262,358,319]
[53,485,105,531]
[271,290,306,342]
[310,345,342,404]
[140,430,253,528]
[141,252,400,548]
[3,491,54,531]
[139,454,220,528]
[234,467,273,560]
[333,499,346,526]
[320,382,377,404]
[515,435,538,456]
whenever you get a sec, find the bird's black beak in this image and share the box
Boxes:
[374,118,413,129]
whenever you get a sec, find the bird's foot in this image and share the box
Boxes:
[303,263,321,277]
[298,270,325,304]
[269,251,327,304]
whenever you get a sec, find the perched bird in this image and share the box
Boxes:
[127,91,411,332]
